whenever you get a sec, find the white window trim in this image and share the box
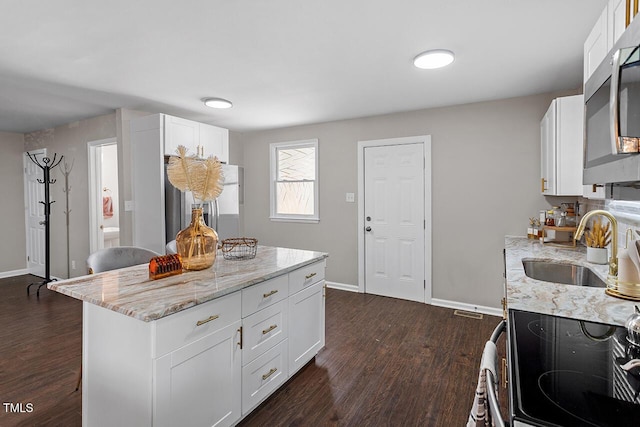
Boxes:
[269,139,319,223]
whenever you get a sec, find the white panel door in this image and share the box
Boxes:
[364,143,425,302]
[23,150,46,277]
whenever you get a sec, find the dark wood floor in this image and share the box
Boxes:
[0,275,82,427]
[0,275,504,427]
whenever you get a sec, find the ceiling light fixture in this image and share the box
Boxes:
[413,49,455,69]
[203,97,233,109]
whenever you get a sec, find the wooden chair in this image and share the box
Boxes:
[76,246,160,390]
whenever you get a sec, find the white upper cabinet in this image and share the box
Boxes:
[164,115,229,163]
[584,0,636,83]
[199,122,229,163]
[540,95,584,196]
[610,0,629,45]
[164,115,199,157]
[584,5,609,83]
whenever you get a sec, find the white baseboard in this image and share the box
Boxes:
[325,281,359,293]
[431,298,503,318]
[0,268,29,279]
[323,283,502,317]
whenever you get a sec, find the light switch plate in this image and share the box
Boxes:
[346,192,355,203]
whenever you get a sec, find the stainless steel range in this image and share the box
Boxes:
[509,310,640,426]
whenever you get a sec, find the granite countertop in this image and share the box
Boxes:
[48,246,328,322]
[505,236,637,326]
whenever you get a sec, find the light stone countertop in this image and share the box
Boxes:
[505,236,638,326]
[48,246,328,322]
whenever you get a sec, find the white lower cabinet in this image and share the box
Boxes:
[154,320,242,427]
[82,260,326,427]
[288,280,326,375]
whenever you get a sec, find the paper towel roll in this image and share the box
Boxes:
[618,248,640,284]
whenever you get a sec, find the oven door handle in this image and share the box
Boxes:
[610,48,622,155]
[485,368,505,427]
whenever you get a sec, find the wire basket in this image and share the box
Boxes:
[220,238,258,260]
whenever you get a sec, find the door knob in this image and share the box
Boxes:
[365,226,372,232]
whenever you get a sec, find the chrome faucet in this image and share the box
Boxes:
[574,210,618,278]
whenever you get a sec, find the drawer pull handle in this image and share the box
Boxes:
[262,324,278,335]
[196,315,219,327]
[262,367,277,380]
[305,272,317,280]
[263,289,278,298]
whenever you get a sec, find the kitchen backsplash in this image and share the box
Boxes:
[585,198,640,248]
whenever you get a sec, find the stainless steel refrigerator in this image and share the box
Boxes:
[165,163,242,248]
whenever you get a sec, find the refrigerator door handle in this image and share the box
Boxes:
[213,199,219,231]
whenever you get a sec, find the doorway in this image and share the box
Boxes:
[88,138,119,253]
[357,136,432,303]
[23,149,47,277]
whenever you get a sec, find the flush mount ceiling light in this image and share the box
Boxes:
[413,49,455,69]
[203,97,233,109]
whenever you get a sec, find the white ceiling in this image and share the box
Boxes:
[0,0,608,134]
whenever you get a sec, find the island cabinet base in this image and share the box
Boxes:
[82,291,243,427]
[80,258,327,427]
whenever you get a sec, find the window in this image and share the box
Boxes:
[270,139,319,222]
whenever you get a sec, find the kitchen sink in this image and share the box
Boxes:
[522,259,606,287]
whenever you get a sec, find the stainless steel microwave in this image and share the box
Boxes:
[584,18,640,185]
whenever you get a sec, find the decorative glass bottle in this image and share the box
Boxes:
[176,207,218,270]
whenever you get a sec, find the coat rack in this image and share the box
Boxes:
[62,159,74,279]
[26,152,63,297]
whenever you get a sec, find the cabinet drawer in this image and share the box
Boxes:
[242,300,288,365]
[241,274,288,317]
[242,339,288,415]
[155,292,241,357]
[289,260,326,295]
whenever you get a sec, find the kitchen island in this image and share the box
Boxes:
[49,246,328,427]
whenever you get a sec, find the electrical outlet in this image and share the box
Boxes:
[346,192,355,203]
[71,260,76,270]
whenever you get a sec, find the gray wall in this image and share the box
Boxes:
[0,131,27,273]
[241,93,565,309]
[24,113,117,278]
